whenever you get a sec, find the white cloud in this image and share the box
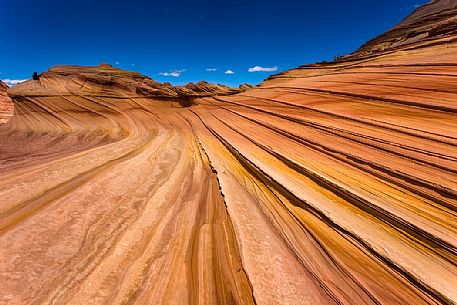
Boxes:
[2,79,28,87]
[224,70,235,74]
[206,68,218,72]
[159,69,186,77]
[248,65,279,72]
[115,61,120,65]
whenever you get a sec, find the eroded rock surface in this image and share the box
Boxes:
[354,0,457,56]
[0,81,13,124]
[1,1,457,305]
[8,64,238,100]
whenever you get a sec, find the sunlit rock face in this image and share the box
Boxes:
[1,2,457,305]
[0,81,13,124]
[7,64,238,99]
[353,0,457,56]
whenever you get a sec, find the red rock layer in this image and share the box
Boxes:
[353,0,457,56]
[8,64,239,99]
[0,66,255,305]
[204,39,457,304]
[1,3,457,305]
[0,81,13,125]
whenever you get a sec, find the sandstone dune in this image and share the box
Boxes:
[1,1,457,304]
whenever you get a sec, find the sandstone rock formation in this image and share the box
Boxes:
[0,81,13,124]
[8,64,238,100]
[354,0,457,56]
[1,1,456,304]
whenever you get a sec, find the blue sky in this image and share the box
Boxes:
[0,0,429,87]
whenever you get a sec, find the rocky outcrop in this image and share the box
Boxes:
[0,80,8,92]
[8,64,239,100]
[0,1,456,305]
[0,81,13,124]
[239,83,255,90]
[353,0,457,56]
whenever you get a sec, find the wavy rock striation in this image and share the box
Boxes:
[0,81,13,124]
[353,0,457,56]
[1,1,457,305]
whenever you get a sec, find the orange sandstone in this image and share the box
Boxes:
[1,1,456,304]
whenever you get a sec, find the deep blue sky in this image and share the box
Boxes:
[1,0,429,87]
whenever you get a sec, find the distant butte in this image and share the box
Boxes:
[0,1,456,304]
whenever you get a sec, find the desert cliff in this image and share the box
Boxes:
[0,1,456,304]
